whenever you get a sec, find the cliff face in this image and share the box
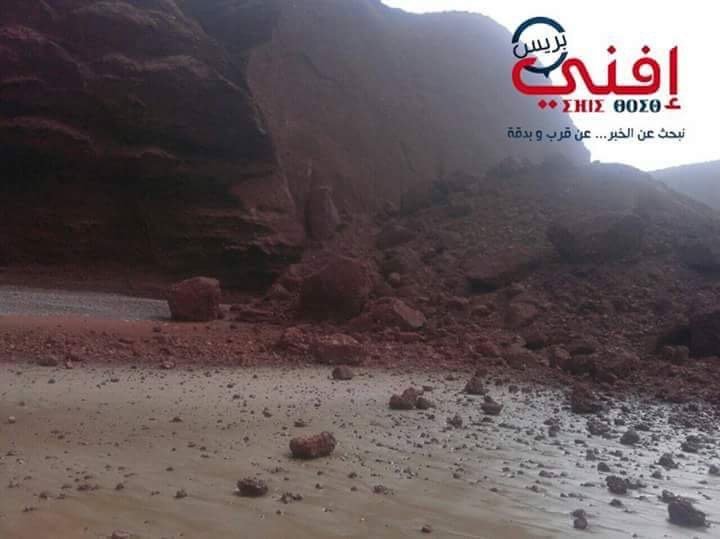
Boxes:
[0,0,587,286]
[247,0,589,210]
[0,0,302,287]
[654,161,720,211]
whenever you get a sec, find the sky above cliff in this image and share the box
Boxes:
[382,1,715,171]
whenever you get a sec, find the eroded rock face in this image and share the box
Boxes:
[168,277,222,322]
[0,0,301,286]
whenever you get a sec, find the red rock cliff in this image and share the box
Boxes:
[0,0,587,286]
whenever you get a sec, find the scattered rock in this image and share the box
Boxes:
[389,388,420,410]
[416,396,435,410]
[620,429,640,446]
[658,453,678,470]
[464,375,485,395]
[37,356,59,367]
[236,478,269,498]
[606,475,628,495]
[481,397,503,416]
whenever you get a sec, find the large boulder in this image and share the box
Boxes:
[168,277,222,322]
[299,256,372,320]
[547,213,644,263]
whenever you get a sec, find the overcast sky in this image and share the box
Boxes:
[382,1,716,171]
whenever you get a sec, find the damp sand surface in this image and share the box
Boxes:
[1,364,718,539]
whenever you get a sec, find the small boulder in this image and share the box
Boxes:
[620,429,640,446]
[668,500,707,527]
[606,475,628,495]
[464,375,485,395]
[389,388,420,410]
[332,366,354,381]
[481,397,503,416]
[37,356,59,367]
[289,432,337,459]
[570,385,602,414]
[167,277,222,322]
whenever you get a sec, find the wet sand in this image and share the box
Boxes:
[1,363,716,538]
[0,286,170,321]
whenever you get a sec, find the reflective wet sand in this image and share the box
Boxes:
[1,364,717,538]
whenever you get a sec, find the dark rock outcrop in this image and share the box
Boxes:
[0,0,302,287]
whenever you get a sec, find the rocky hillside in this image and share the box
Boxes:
[0,0,586,286]
[654,161,720,210]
